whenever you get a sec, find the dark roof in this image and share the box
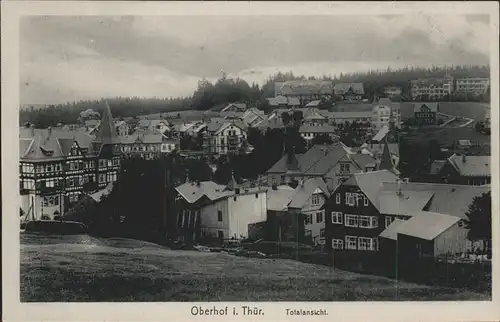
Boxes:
[94,101,120,145]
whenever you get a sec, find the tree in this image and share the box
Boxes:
[465,191,492,256]
[282,112,292,126]
[427,139,443,162]
[311,133,334,145]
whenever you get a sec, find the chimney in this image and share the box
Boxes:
[47,126,52,137]
[30,124,35,137]
[196,181,201,187]
[462,154,466,163]
[396,179,402,196]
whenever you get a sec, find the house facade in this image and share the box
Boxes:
[174,180,267,242]
[414,103,439,125]
[333,83,365,101]
[19,102,121,221]
[323,171,400,255]
[384,86,402,99]
[275,80,333,105]
[410,76,453,101]
[203,121,248,154]
[455,78,489,96]
[120,132,166,160]
[372,98,401,131]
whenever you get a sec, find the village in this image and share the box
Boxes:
[19,72,492,297]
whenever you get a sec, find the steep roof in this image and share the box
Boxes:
[266,96,301,106]
[378,140,395,172]
[377,190,434,216]
[379,182,490,219]
[19,128,95,161]
[175,181,232,204]
[447,154,490,177]
[288,177,330,209]
[380,211,461,241]
[342,170,399,210]
[221,103,247,112]
[94,101,120,145]
[304,111,327,120]
[266,186,295,211]
[333,83,365,95]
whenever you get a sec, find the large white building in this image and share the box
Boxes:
[455,77,489,96]
[410,76,454,101]
[371,98,401,131]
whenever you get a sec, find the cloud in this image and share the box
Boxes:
[20,14,490,104]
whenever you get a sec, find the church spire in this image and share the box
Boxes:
[378,138,393,172]
[94,100,119,145]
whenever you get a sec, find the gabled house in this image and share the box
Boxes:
[379,182,491,258]
[265,177,330,245]
[266,96,301,108]
[202,120,248,154]
[275,80,333,105]
[119,131,166,160]
[19,102,121,221]
[323,170,400,254]
[174,178,267,242]
[333,83,365,101]
[431,153,491,185]
[303,111,328,126]
[115,120,130,136]
[414,103,439,125]
[379,211,468,261]
[266,143,377,190]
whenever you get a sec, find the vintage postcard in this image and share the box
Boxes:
[2,1,499,321]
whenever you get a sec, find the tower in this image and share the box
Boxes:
[92,101,122,188]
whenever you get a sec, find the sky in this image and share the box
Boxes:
[20,14,490,105]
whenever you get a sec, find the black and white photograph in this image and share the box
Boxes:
[2,1,499,321]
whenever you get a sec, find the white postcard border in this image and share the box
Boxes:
[2,1,499,321]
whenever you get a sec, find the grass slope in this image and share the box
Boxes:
[21,236,489,302]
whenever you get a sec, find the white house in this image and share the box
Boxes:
[204,121,247,154]
[372,98,401,131]
[455,78,489,96]
[175,179,268,241]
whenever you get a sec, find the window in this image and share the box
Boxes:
[363,196,369,206]
[332,239,344,250]
[340,163,350,172]
[359,216,378,228]
[358,237,378,251]
[335,193,341,204]
[345,193,355,206]
[385,216,394,228]
[316,211,324,223]
[217,210,223,222]
[255,193,258,199]
[345,214,358,227]
[331,211,343,224]
[320,228,325,238]
[345,236,357,250]
[304,214,312,225]
[218,230,224,239]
